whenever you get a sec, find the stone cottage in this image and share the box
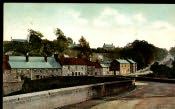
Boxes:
[59,57,87,76]
[110,59,130,75]
[100,61,113,75]
[127,59,137,73]
[92,62,102,76]
[3,55,62,80]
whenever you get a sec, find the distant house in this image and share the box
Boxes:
[103,43,115,50]
[127,59,137,73]
[110,59,130,75]
[68,42,80,48]
[59,57,87,76]
[3,55,62,81]
[100,61,113,75]
[11,36,29,42]
[11,39,28,42]
[86,59,95,76]
[92,62,102,76]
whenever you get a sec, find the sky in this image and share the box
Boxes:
[4,3,175,50]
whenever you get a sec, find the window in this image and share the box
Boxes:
[36,75,40,79]
[72,72,74,76]
[95,72,97,75]
[75,72,77,76]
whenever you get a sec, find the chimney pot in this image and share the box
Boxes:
[26,55,29,62]
[44,56,47,62]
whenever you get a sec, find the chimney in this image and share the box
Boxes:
[3,55,9,62]
[54,53,58,61]
[26,53,29,62]
[44,55,47,62]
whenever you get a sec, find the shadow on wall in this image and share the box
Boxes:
[4,76,131,96]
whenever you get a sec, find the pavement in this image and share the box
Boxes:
[58,81,175,109]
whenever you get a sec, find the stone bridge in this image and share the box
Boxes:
[60,81,175,109]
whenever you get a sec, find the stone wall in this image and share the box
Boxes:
[62,65,87,76]
[3,81,24,96]
[3,69,62,95]
[3,80,134,109]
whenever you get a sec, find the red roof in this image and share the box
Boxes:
[83,59,94,66]
[92,62,102,68]
[59,57,87,65]
[59,58,101,68]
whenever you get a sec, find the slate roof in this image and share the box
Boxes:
[116,59,129,64]
[8,56,61,69]
[127,59,136,64]
[100,61,112,67]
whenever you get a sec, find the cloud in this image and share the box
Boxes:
[133,13,147,23]
[93,7,132,27]
[65,10,88,26]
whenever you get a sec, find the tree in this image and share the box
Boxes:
[54,28,69,54]
[78,36,92,59]
[169,47,175,56]
[40,39,54,56]
[3,41,13,54]
[154,47,168,61]
[67,37,73,45]
[28,29,44,56]
[122,40,157,69]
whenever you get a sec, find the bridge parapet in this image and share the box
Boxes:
[3,80,134,109]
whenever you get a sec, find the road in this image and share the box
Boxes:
[159,54,174,68]
[59,82,175,109]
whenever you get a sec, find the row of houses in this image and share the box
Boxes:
[3,54,137,81]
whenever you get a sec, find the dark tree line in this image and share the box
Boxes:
[169,47,175,56]
[3,28,93,59]
[150,59,175,78]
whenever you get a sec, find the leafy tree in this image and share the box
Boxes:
[40,39,54,56]
[78,36,92,59]
[54,28,69,54]
[3,41,13,54]
[169,47,175,56]
[122,40,157,69]
[154,47,168,61]
[150,61,175,78]
[67,37,73,45]
[28,29,44,55]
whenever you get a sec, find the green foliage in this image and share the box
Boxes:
[169,47,175,56]
[120,40,156,69]
[41,39,54,56]
[77,36,92,59]
[3,41,13,54]
[67,37,73,45]
[54,28,70,53]
[28,29,44,55]
[150,61,175,78]
[154,48,168,61]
